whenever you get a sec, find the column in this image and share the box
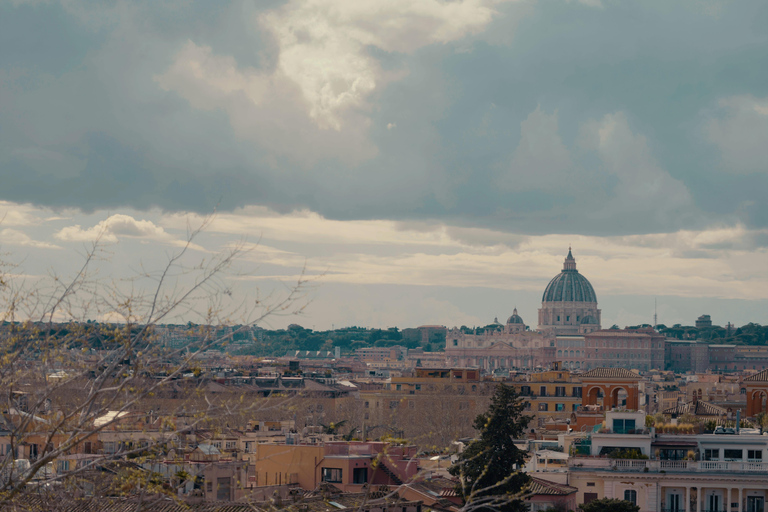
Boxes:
[656,483,662,512]
[737,487,742,512]
[698,487,703,512]
[686,487,690,512]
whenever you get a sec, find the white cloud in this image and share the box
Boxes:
[0,229,61,249]
[156,0,514,163]
[155,40,378,166]
[262,0,503,128]
[55,214,177,245]
[0,201,52,227]
[706,95,768,174]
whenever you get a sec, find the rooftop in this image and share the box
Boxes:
[581,367,641,380]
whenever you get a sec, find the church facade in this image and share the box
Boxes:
[444,249,602,371]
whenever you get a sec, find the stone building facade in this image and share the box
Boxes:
[444,311,556,370]
[582,328,666,372]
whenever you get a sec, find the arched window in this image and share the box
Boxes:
[624,490,637,505]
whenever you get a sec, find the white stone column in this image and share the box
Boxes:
[737,487,743,512]
[657,483,662,512]
[686,487,690,512]
[698,487,704,512]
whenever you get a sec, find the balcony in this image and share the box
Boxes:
[568,458,768,473]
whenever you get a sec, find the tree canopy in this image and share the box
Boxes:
[579,498,640,512]
[448,383,532,512]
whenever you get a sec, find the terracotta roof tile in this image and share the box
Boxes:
[527,477,577,496]
[744,369,768,382]
[580,367,641,380]
[662,400,726,416]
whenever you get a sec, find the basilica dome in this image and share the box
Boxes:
[507,308,524,324]
[541,248,597,303]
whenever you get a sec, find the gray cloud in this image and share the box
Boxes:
[1,0,768,237]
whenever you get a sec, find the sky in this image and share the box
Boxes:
[1,0,767,330]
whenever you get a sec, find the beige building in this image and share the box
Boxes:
[567,414,768,512]
[445,312,556,371]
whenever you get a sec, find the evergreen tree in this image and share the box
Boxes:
[448,383,532,512]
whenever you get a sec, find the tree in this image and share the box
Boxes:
[448,383,532,512]
[756,412,768,434]
[579,498,640,512]
[0,219,309,508]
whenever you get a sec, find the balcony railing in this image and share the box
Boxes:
[569,458,768,473]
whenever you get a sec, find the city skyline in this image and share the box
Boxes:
[0,201,765,330]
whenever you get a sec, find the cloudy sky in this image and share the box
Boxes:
[1,0,767,330]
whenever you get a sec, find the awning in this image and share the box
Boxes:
[535,449,569,460]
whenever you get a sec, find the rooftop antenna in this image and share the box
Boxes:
[653,298,657,329]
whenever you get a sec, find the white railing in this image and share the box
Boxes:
[660,460,690,470]
[568,459,768,473]
[613,459,650,470]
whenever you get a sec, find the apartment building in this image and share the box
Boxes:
[520,366,583,421]
[568,410,768,512]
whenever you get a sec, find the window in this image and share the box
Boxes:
[453,340,458,346]
[566,316,570,322]
[555,403,565,411]
[217,477,231,500]
[364,401,369,408]
[540,386,547,397]
[555,386,566,397]
[624,490,637,505]
[364,413,369,420]
[659,449,687,461]
[704,449,719,461]
[322,468,343,483]
[748,450,762,461]
[207,481,213,493]
[395,384,401,391]
[538,403,548,411]
[353,467,367,484]
[415,384,421,391]
[612,419,636,434]
[724,449,743,461]
[389,401,399,409]
[557,316,560,321]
